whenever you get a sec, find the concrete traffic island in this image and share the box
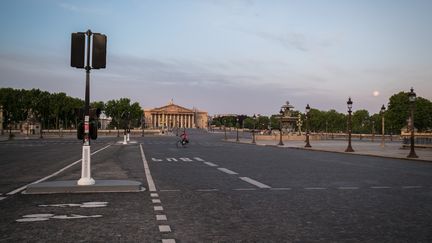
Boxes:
[25,180,143,194]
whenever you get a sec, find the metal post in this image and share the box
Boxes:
[278,118,284,146]
[372,121,375,142]
[224,120,227,140]
[380,105,385,148]
[236,119,239,142]
[407,103,418,158]
[78,29,95,186]
[305,115,311,148]
[345,110,354,152]
[252,116,256,144]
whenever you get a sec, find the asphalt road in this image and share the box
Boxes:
[1,130,432,242]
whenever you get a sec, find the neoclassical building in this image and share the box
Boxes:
[144,101,208,129]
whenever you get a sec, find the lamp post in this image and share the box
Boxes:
[380,104,385,148]
[0,105,3,135]
[407,87,418,158]
[305,104,311,148]
[223,119,227,140]
[236,117,239,142]
[278,108,284,146]
[371,120,375,142]
[141,115,145,137]
[345,97,354,152]
[252,114,256,144]
[40,117,44,139]
[8,112,12,140]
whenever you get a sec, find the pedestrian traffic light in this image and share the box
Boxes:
[71,33,85,68]
[77,121,84,140]
[89,120,98,140]
[92,33,107,69]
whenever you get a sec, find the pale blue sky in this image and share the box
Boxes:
[1,0,431,115]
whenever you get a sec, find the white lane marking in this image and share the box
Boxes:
[51,214,102,219]
[166,158,178,162]
[239,177,271,189]
[194,157,205,161]
[402,186,423,189]
[39,202,108,208]
[338,187,359,190]
[370,186,391,189]
[17,214,102,222]
[196,189,219,192]
[7,144,111,195]
[159,225,172,233]
[179,158,193,162]
[140,144,157,192]
[150,193,159,197]
[270,188,292,191]
[162,239,176,243]
[233,188,256,191]
[156,215,167,221]
[152,199,161,203]
[217,168,238,175]
[152,158,163,162]
[0,197,7,201]
[159,189,181,192]
[304,187,327,190]
[154,206,163,211]
[204,162,218,167]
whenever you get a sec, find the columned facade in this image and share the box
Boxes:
[144,101,207,129]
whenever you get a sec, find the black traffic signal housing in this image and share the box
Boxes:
[92,34,107,69]
[75,107,101,140]
[77,121,84,140]
[71,33,85,68]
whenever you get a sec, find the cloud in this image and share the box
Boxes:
[57,2,111,15]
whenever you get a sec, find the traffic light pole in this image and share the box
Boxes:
[78,29,95,186]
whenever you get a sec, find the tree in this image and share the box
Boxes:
[105,98,143,129]
[352,109,370,134]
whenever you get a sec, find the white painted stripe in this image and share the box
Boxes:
[0,197,6,201]
[6,144,112,195]
[154,206,163,211]
[156,215,167,221]
[233,188,256,191]
[239,177,271,189]
[270,188,292,191]
[166,158,178,162]
[204,162,218,167]
[179,158,193,162]
[194,157,205,161]
[140,144,157,192]
[160,189,181,192]
[159,225,171,232]
[304,187,327,190]
[162,239,176,243]
[152,199,161,203]
[150,193,159,197]
[338,187,359,190]
[217,168,238,175]
[196,189,219,192]
[370,186,391,189]
[402,186,423,189]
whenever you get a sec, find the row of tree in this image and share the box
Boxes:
[212,91,432,134]
[0,88,143,130]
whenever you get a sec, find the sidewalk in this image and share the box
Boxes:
[228,138,432,162]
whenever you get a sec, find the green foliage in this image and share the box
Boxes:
[104,98,143,129]
[352,109,370,133]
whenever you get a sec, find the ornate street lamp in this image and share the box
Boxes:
[278,108,284,146]
[236,117,239,142]
[252,114,256,144]
[380,104,385,147]
[371,120,375,142]
[40,117,44,139]
[0,105,3,135]
[305,104,311,148]
[407,87,418,158]
[345,97,354,152]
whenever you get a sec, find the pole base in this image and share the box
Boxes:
[345,146,354,152]
[407,151,418,158]
[77,177,95,186]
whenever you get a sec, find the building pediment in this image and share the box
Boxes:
[152,104,194,113]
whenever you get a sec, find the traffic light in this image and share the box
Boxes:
[71,33,85,68]
[77,121,84,140]
[89,120,98,140]
[92,33,107,69]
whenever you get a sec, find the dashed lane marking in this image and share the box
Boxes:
[338,187,359,190]
[140,144,157,192]
[304,187,327,190]
[194,157,205,161]
[7,144,112,195]
[239,177,271,189]
[154,206,164,211]
[233,188,256,191]
[217,168,238,175]
[151,193,159,197]
[159,225,172,233]
[0,197,6,201]
[203,162,218,167]
[152,199,161,203]
[156,215,167,221]
[162,239,176,243]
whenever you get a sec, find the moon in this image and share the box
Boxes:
[373,91,380,97]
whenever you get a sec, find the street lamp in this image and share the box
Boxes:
[345,97,354,152]
[305,104,311,148]
[40,117,44,139]
[223,119,227,140]
[407,87,418,158]
[236,117,239,142]
[380,104,386,148]
[0,105,3,135]
[371,120,375,142]
[141,115,145,137]
[278,108,284,146]
[8,112,12,140]
[252,114,256,144]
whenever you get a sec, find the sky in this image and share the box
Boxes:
[0,0,431,116]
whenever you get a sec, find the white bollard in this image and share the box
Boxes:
[123,134,127,144]
[77,145,95,185]
[127,133,130,142]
